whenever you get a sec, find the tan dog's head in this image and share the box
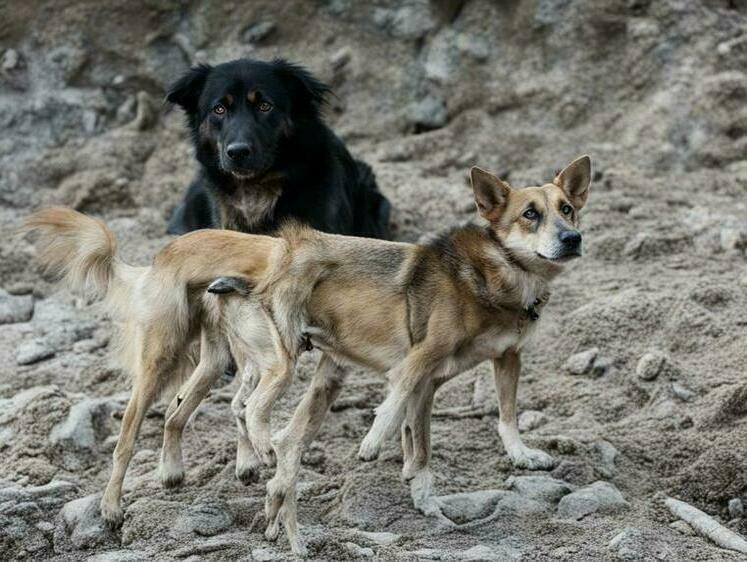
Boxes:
[470,156,591,270]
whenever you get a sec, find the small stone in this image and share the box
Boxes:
[672,383,696,402]
[353,530,400,546]
[373,5,437,39]
[50,399,105,450]
[174,501,233,536]
[241,21,276,44]
[344,542,374,558]
[518,410,547,432]
[438,489,505,524]
[251,546,280,561]
[330,47,352,70]
[57,493,116,549]
[82,110,98,134]
[131,91,157,131]
[0,289,34,324]
[729,498,744,519]
[564,348,599,376]
[456,34,489,62]
[557,481,629,520]
[636,351,667,381]
[591,356,613,377]
[670,520,696,536]
[16,339,55,365]
[460,543,521,561]
[504,475,573,503]
[406,95,448,132]
[720,226,746,254]
[2,48,20,70]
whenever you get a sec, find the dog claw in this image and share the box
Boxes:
[357,436,381,462]
[100,501,124,529]
[509,447,555,470]
[236,465,260,485]
[161,470,185,489]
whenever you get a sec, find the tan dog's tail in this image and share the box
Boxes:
[22,207,138,301]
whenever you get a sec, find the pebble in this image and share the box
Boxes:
[564,348,599,376]
[518,410,547,432]
[330,47,352,70]
[49,399,104,450]
[2,48,20,70]
[241,21,276,44]
[373,5,437,39]
[557,481,629,520]
[504,475,573,503]
[672,383,696,402]
[344,541,374,558]
[174,501,233,536]
[353,529,400,545]
[0,289,34,324]
[406,95,448,132]
[251,546,281,561]
[437,489,505,524]
[729,498,744,519]
[636,350,667,380]
[16,339,55,365]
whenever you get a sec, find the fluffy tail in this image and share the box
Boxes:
[22,207,132,300]
[21,208,195,398]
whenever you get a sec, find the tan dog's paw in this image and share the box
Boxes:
[235,464,260,485]
[100,498,124,529]
[160,466,185,489]
[509,446,555,470]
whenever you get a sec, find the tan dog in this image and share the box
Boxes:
[22,156,590,555]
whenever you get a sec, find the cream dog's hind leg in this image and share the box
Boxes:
[264,354,345,556]
[159,331,231,488]
[493,350,554,470]
[232,368,262,484]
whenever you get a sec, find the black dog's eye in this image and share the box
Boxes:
[213,103,226,115]
[258,101,273,112]
[523,208,539,220]
[561,204,573,216]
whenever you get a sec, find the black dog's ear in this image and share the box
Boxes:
[166,64,212,113]
[271,58,330,117]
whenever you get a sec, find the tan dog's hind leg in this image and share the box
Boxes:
[232,372,261,484]
[493,350,554,470]
[401,379,434,482]
[243,331,293,467]
[159,332,229,488]
[100,336,172,528]
[265,354,345,556]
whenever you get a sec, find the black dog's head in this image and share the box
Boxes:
[167,58,329,181]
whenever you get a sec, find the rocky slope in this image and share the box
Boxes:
[1,0,746,560]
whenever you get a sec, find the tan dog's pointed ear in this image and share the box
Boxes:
[470,167,511,222]
[554,155,591,210]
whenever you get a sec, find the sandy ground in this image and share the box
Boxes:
[1,1,746,560]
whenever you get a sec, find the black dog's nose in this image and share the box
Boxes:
[559,229,582,249]
[226,142,252,161]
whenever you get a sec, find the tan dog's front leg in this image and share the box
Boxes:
[265,354,345,556]
[232,373,261,484]
[493,350,554,470]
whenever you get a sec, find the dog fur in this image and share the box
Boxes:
[22,156,590,553]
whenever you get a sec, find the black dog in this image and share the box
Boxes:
[165,58,391,239]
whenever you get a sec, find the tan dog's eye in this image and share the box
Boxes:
[258,101,273,112]
[561,204,573,216]
[523,208,539,220]
[213,103,226,115]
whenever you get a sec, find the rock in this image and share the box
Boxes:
[330,47,352,70]
[2,48,20,70]
[729,498,744,519]
[594,440,619,477]
[636,351,667,380]
[406,95,447,132]
[438,489,505,524]
[456,33,489,62]
[0,386,60,425]
[504,475,573,503]
[87,551,149,562]
[173,536,242,558]
[56,493,116,550]
[0,290,33,324]
[672,383,696,402]
[353,529,400,545]
[251,546,281,561]
[240,21,276,44]
[174,501,233,536]
[670,520,696,536]
[564,348,598,376]
[344,541,374,558]
[518,410,547,432]
[557,481,629,520]
[49,398,108,450]
[460,544,520,561]
[373,4,437,39]
[130,91,157,131]
[16,339,55,365]
[720,226,746,254]
[609,527,677,560]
